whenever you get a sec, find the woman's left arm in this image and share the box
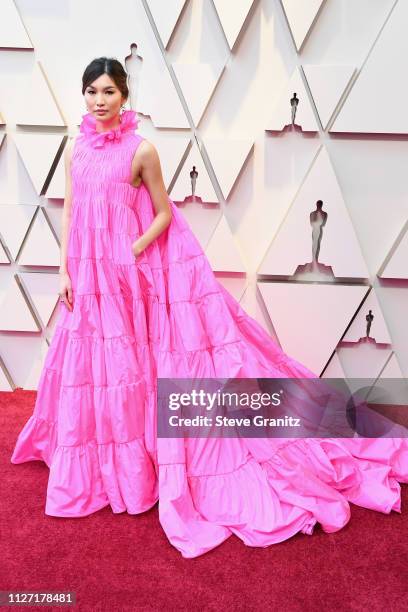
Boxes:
[131,141,172,257]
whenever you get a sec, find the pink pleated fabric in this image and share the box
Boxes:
[11,110,408,558]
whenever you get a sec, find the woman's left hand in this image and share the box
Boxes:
[131,238,144,259]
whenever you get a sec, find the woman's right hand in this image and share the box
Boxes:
[59,271,73,311]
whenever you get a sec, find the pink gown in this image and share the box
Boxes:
[11,109,408,558]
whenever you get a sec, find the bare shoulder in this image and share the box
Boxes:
[137,139,160,164]
[134,138,167,188]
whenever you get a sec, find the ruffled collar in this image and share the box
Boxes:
[79,109,139,148]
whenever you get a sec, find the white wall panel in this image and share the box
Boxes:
[0,205,36,261]
[281,0,326,52]
[258,281,368,375]
[331,0,407,134]
[266,67,319,132]
[170,140,218,202]
[18,209,60,266]
[0,274,39,332]
[145,0,188,48]
[177,200,221,249]
[13,133,65,195]
[205,215,246,272]
[212,0,255,50]
[0,55,64,126]
[303,64,355,129]
[0,0,32,49]
[259,148,369,279]
[18,272,59,327]
[342,288,392,345]
[203,137,253,200]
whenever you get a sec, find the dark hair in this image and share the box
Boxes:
[81,57,129,101]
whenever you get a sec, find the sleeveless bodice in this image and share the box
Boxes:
[67,110,146,272]
[71,130,144,191]
[70,110,144,214]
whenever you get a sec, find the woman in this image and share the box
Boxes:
[11,57,408,559]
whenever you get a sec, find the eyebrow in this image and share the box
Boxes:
[87,86,116,90]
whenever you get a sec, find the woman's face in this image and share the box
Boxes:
[84,73,125,120]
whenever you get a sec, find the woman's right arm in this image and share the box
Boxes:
[58,136,75,311]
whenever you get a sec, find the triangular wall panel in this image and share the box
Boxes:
[258,281,368,375]
[177,200,222,250]
[321,352,347,379]
[281,0,326,52]
[378,222,408,279]
[0,205,37,261]
[342,288,392,345]
[239,282,275,336]
[379,353,404,378]
[19,272,59,328]
[0,335,46,389]
[212,0,255,50]
[137,71,190,129]
[217,276,248,302]
[0,0,33,49]
[0,242,10,264]
[173,62,224,126]
[266,68,320,133]
[13,133,65,195]
[258,148,370,279]
[206,215,246,272]
[15,61,65,127]
[0,276,39,332]
[44,207,63,241]
[203,137,253,201]
[336,343,392,380]
[18,209,60,267]
[303,64,356,129]
[145,0,188,48]
[331,1,408,134]
[170,141,218,203]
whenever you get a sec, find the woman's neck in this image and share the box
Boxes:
[95,115,121,133]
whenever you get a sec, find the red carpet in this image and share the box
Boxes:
[2,389,407,611]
